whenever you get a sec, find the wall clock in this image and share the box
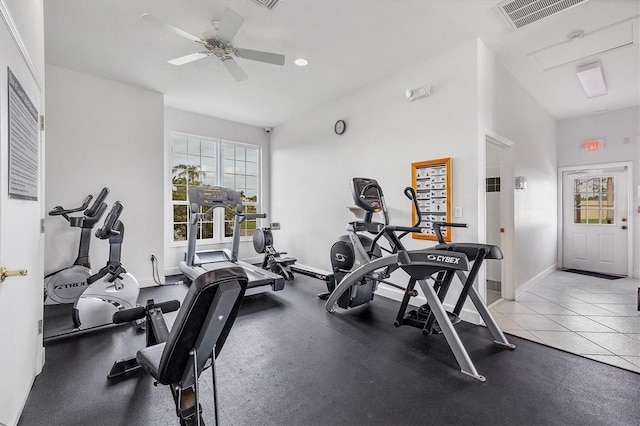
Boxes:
[334,120,346,135]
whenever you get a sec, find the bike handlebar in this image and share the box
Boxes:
[84,187,110,217]
[432,221,468,244]
[48,195,93,218]
[95,202,123,239]
[241,212,267,219]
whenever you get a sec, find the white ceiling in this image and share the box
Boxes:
[43,0,640,127]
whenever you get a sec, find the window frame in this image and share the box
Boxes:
[169,131,262,247]
[572,176,615,225]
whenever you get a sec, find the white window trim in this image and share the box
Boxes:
[169,131,262,248]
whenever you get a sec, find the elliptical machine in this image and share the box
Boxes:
[328,177,419,308]
[325,178,515,381]
[72,201,140,330]
[44,188,110,305]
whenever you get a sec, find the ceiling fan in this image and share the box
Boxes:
[142,7,285,81]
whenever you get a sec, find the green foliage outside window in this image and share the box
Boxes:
[171,134,260,242]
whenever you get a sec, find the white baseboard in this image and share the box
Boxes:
[138,277,161,288]
[515,263,557,299]
[36,346,45,374]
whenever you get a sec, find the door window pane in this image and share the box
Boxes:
[573,176,615,225]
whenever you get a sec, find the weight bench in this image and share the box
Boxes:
[108,265,248,425]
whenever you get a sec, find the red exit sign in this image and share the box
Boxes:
[584,139,602,151]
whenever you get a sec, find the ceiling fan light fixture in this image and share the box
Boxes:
[294,58,309,67]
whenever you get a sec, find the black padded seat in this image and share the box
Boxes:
[274,256,297,266]
[435,242,503,260]
[136,264,248,387]
[136,343,164,379]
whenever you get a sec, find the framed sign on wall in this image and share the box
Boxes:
[411,157,452,242]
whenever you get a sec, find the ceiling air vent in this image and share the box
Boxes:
[249,0,280,9]
[498,0,589,29]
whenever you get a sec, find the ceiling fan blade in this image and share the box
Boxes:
[168,52,209,65]
[221,57,248,81]
[234,48,285,66]
[217,7,245,42]
[141,13,204,44]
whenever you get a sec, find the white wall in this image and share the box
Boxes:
[163,107,271,275]
[478,40,558,295]
[557,106,640,277]
[271,39,481,313]
[45,65,164,287]
[271,38,559,308]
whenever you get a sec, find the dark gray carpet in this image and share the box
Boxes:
[20,275,640,425]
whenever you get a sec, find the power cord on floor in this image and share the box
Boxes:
[150,254,162,285]
[150,254,184,285]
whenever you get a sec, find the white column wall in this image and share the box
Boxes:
[478,40,558,295]
[45,65,164,287]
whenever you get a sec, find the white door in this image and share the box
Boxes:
[562,167,629,276]
[0,7,44,425]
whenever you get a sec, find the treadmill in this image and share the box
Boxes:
[179,185,284,292]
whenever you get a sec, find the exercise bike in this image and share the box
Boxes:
[328,177,420,308]
[44,187,110,305]
[72,201,140,330]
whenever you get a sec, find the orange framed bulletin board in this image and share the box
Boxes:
[411,157,452,242]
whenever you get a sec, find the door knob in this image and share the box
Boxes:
[621,225,628,230]
[621,217,627,222]
[0,266,28,282]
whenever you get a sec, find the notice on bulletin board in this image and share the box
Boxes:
[8,67,39,200]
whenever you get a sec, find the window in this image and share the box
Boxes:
[486,177,501,193]
[573,176,614,225]
[170,132,260,243]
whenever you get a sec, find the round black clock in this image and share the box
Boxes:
[334,120,346,135]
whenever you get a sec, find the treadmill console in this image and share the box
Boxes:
[351,177,383,212]
[188,186,243,211]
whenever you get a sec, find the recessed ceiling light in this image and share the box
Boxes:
[294,58,309,67]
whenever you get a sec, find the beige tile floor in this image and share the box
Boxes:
[489,270,640,374]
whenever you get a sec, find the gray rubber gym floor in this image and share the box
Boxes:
[21,275,640,425]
